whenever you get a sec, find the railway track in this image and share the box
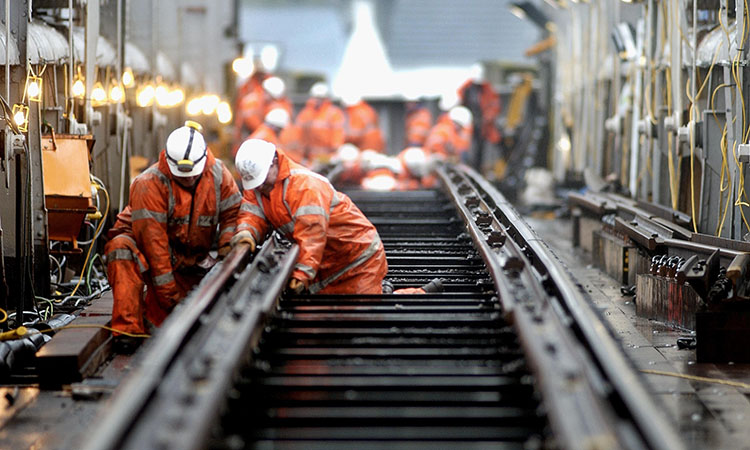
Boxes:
[83,165,684,450]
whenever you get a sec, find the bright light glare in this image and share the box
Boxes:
[168,88,185,107]
[136,84,155,107]
[110,84,124,103]
[186,97,203,116]
[155,84,171,107]
[13,110,26,126]
[72,79,85,98]
[27,80,41,100]
[558,135,571,153]
[122,67,135,88]
[217,101,232,124]
[232,57,253,78]
[201,94,220,115]
[91,82,107,105]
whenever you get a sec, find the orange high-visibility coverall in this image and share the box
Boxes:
[236,150,387,294]
[404,103,433,147]
[295,98,346,164]
[246,123,305,165]
[345,101,384,151]
[105,150,241,335]
[424,120,472,161]
[457,80,501,144]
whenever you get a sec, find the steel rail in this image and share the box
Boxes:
[83,235,299,450]
[439,164,685,450]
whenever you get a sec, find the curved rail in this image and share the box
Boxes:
[437,164,684,450]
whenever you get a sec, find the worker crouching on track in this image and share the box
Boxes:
[105,122,242,352]
[231,139,388,295]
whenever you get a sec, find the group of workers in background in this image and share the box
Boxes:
[105,64,502,352]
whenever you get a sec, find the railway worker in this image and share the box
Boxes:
[231,139,388,295]
[294,82,346,166]
[105,121,242,351]
[233,76,289,152]
[341,92,385,152]
[246,108,305,164]
[424,106,474,163]
[329,143,366,187]
[457,63,501,147]
[404,95,433,147]
[396,146,431,190]
[262,76,293,117]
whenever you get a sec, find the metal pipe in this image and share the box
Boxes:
[68,0,73,128]
[5,0,9,102]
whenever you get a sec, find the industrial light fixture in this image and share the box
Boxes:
[155,81,171,107]
[168,87,185,107]
[136,83,155,107]
[91,81,108,107]
[186,97,202,116]
[122,67,135,88]
[109,80,125,103]
[72,67,86,99]
[12,104,29,132]
[26,75,43,102]
[217,101,232,124]
[201,94,220,115]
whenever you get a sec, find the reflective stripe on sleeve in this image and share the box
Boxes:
[295,205,328,219]
[220,192,242,212]
[240,202,266,219]
[294,263,316,279]
[197,215,214,227]
[132,208,167,223]
[153,271,175,286]
[308,235,382,294]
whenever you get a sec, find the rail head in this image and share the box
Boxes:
[83,235,299,450]
[437,164,685,450]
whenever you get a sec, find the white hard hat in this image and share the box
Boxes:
[165,121,207,177]
[341,91,361,107]
[439,91,459,112]
[449,106,473,128]
[333,143,360,164]
[265,108,290,129]
[310,82,329,98]
[468,63,485,82]
[262,77,286,99]
[402,147,428,177]
[235,139,277,190]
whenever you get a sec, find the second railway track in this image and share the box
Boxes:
[83,164,685,450]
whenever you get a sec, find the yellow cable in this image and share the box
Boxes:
[642,369,750,390]
[68,182,110,298]
[0,307,7,324]
[51,324,150,339]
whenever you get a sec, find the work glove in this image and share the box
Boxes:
[230,230,256,251]
[288,277,305,294]
[217,244,231,259]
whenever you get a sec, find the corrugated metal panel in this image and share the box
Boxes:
[0,22,20,65]
[384,0,538,67]
[28,21,69,64]
[181,62,200,89]
[156,51,176,80]
[70,27,117,66]
[125,41,150,73]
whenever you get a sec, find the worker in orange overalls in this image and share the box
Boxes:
[294,82,346,166]
[245,108,304,164]
[342,93,385,152]
[261,76,293,117]
[329,143,366,187]
[404,97,433,147]
[396,146,431,190]
[424,106,474,162]
[105,122,242,352]
[457,63,501,169]
[232,139,387,294]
